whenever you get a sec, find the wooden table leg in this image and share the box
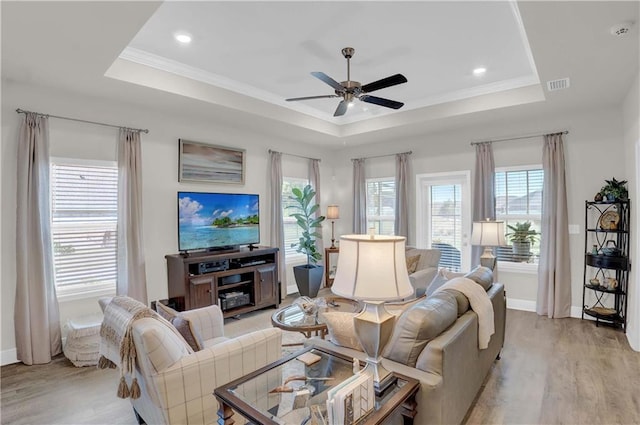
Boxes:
[217,400,235,425]
[400,390,418,425]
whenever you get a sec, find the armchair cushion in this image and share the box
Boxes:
[405,248,441,298]
[406,254,421,274]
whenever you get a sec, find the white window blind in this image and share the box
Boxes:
[495,166,543,263]
[282,177,309,258]
[366,178,395,235]
[51,160,118,294]
[431,184,463,271]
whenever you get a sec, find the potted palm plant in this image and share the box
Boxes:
[506,221,539,262]
[287,185,325,297]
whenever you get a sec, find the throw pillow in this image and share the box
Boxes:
[464,266,493,291]
[318,311,362,350]
[406,254,421,274]
[382,291,458,367]
[171,316,203,351]
[155,302,179,322]
[442,268,466,280]
[154,302,204,351]
[425,269,450,297]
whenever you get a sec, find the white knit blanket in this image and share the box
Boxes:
[435,277,495,349]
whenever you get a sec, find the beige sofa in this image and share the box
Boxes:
[405,247,441,297]
[99,298,282,425]
[310,280,506,425]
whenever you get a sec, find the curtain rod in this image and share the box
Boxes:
[16,108,149,134]
[351,151,412,161]
[470,130,568,146]
[268,149,320,162]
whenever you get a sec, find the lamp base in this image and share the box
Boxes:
[480,247,497,270]
[353,301,396,394]
[330,220,336,249]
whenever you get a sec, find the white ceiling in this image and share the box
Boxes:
[2,1,638,146]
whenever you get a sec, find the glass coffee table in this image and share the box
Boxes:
[271,297,361,341]
[214,346,419,425]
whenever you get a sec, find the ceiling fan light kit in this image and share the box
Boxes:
[286,47,408,117]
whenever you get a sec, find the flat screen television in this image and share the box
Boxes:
[178,191,259,252]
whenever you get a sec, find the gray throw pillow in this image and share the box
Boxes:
[464,266,493,291]
[383,291,458,367]
[425,273,449,297]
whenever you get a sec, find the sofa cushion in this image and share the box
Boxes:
[464,266,493,290]
[383,291,458,367]
[441,288,470,316]
[318,311,362,350]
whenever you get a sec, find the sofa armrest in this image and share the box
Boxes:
[151,328,282,424]
[178,304,225,341]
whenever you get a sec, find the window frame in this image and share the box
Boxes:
[365,177,396,236]
[50,157,118,301]
[494,164,543,272]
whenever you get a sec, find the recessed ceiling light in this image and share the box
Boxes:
[175,33,192,44]
[473,67,487,75]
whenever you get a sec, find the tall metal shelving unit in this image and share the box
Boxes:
[582,200,631,331]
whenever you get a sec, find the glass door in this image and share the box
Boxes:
[416,171,471,271]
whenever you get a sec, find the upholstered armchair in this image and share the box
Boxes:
[405,247,441,297]
[99,297,282,425]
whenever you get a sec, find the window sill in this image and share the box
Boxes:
[57,285,116,303]
[497,261,538,275]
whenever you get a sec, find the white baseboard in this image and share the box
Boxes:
[1,348,17,366]
[507,297,582,319]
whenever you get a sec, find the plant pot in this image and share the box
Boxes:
[293,264,324,298]
[511,241,532,262]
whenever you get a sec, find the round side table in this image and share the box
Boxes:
[271,297,361,345]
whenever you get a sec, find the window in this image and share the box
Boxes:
[430,184,463,271]
[282,177,309,259]
[366,178,395,235]
[51,159,118,297]
[495,166,543,263]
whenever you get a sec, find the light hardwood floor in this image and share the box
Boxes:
[2,305,639,424]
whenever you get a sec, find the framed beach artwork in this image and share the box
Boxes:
[178,139,245,184]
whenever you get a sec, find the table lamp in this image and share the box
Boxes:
[331,234,414,392]
[326,205,340,249]
[471,220,506,270]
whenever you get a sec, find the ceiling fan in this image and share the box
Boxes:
[286,47,408,117]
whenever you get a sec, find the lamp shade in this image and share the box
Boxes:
[331,234,414,301]
[471,220,506,247]
[326,205,340,220]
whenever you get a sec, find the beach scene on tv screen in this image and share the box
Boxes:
[179,192,259,250]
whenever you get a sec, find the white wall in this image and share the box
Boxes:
[330,105,627,319]
[622,72,639,350]
[1,81,332,363]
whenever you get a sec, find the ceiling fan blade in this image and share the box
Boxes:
[360,95,404,110]
[311,72,344,91]
[286,95,340,101]
[361,74,408,93]
[334,100,349,117]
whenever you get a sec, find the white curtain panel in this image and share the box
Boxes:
[309,158,324,255]
[394,153,410,237]
[269,151,287,298]
[117,128,148,304]
[352,158,367,233]
[15,112,62,365]
[537,133,572,318]
[472,142,496,266]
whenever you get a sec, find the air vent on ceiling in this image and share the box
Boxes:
[547,78,570,92]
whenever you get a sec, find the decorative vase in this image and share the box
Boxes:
[511,241,532,262]
[293,264,324,298]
